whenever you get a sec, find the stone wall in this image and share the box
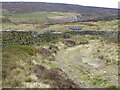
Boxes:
[1,30,63,47]
[64,26,87,31]
[1,30,120,47]
[66,31,120,39]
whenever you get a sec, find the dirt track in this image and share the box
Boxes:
[55,39,118,88]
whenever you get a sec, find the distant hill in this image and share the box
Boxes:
[1,2,118,23]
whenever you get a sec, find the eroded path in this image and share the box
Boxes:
[55,39,118,88]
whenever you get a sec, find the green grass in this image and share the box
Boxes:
[10,12,60,18]
[8,12,76,24]
[106,85,118,89]
[3,45,37,56]
[35,56,58,69]
[76,65,90,75]
[41,60,58,68]
[92,78,107,85]
[6,12,56,24]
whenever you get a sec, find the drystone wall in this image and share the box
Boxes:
[66,31,120,39]
[1,30,120,47]
[1,30,63,47]
[65,26,87,31]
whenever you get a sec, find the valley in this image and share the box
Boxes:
[1,2,119,89]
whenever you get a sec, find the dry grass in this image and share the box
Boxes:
[2,45,37,87]
[61,22,98,26]
[83,19,118,31]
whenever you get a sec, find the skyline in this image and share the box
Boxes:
[1,0,119,9]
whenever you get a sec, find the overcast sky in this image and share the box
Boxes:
[1,0,119,8]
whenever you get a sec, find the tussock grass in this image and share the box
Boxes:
[2,45,37,87]
[2,43,60,87]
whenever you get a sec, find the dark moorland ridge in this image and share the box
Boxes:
[2,2,118,15]
[1,2,119,22]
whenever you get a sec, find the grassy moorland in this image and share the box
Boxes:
[2,35,119,88]
[8,12,75,24]
[59,19,118,31]
[1,5,119,88]
[2,19,118,32]
[83,20,118,31]
[1,11,78,31]
[1,8,118,32]
[4,12,77,24]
